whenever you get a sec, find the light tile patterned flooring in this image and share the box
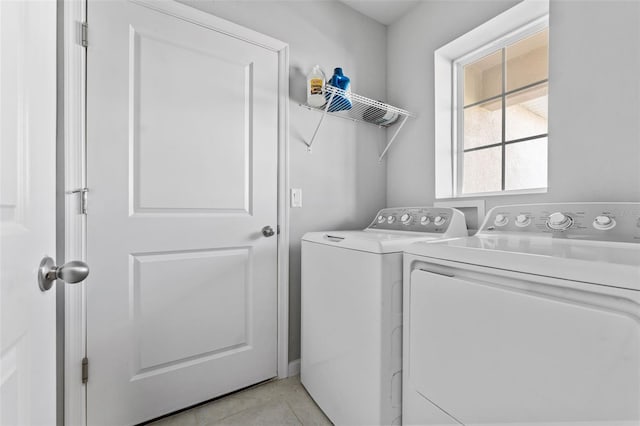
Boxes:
[148,376,332,426]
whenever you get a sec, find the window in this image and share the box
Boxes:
[456,26,548,195]
[433,0,549,199]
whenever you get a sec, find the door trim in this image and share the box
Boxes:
[63,1,290,424]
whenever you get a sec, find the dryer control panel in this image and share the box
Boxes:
[367,207,467,235]
[480,203,640,243]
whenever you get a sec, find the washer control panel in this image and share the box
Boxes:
[481,203,640,243]
[369,207,459,233]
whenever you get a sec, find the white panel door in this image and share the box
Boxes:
[0,1,57,425]
[86,1,279,424]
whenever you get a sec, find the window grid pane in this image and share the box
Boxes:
[462,146,502,194]
[505,137,548,190]
[505,82,548,141]
[506,28,549,93]
[463,50,502,106]
[463,99,502,150]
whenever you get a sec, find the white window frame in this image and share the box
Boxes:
[434,0,549,199]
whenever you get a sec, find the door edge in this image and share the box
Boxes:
[62,0,88,426]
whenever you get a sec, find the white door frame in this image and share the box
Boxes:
[63,1,290,424]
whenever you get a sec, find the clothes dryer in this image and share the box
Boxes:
[403,203,640,426]
[301,207,468,425]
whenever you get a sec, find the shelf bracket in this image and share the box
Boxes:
[305,90,336,152]
[378,115,409,162]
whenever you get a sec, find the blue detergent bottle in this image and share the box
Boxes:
[326,67,352,112]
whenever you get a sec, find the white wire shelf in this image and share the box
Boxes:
[301,84,416,161]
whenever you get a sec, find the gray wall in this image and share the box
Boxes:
[177,0,640,365]
[178,0,388,362]
[386,0,640,209]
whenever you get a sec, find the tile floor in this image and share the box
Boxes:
[148,376,332,426]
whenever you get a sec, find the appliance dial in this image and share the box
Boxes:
[515,214,531,227]
[377,215,385,223]
[420,216,431,225]
[433,216,446,226]
[387,216,396,224]
[400,213,412,225]
[593,215,616,230]
[494,214,509,227]
[547,212,573,230]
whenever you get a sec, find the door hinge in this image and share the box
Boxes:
[71,188,89,215]
[81,357,89,384]
[79,21,88,47]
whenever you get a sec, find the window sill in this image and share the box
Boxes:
[437,187,548,200]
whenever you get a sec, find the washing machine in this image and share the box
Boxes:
[300,206,468,425]
[403,202,640,426]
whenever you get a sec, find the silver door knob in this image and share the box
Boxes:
[262,226,275,237]
[38,256,90,291]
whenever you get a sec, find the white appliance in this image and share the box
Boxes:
[301,207,468,425]
[403,202,640,426]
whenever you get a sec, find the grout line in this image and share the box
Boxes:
[197,378,296,425]
[208,400,272,425]
[284,400,304,425]
[158,377,325,426]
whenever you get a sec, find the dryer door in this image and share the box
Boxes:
[407,266,640,425]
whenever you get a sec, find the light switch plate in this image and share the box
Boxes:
[290,188,302,208]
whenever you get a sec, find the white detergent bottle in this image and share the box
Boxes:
[306,65,326,107]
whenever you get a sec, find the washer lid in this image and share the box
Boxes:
[405,234,640,291]
[302,230,454,254]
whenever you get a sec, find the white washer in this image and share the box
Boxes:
[300,207,468,426]
[403,202,640,426]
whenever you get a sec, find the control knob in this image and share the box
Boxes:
[515,214,531,227]
[420,216,431,225]
[593,215,616,231]
[400,213,412,225]
[433,216,446,226]
[547,212,573,230]
[387,216,396,224]
[494,214,509,227]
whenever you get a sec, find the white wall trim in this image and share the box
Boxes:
[131,0,287,52]
[277,45,291,379]
[287,359,301,377]
[63,1,87,425]
[64,1,290,423]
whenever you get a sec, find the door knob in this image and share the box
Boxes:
[262,226,275,237]
[38,256,90,291]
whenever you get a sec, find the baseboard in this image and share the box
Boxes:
[288,358,300,377]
